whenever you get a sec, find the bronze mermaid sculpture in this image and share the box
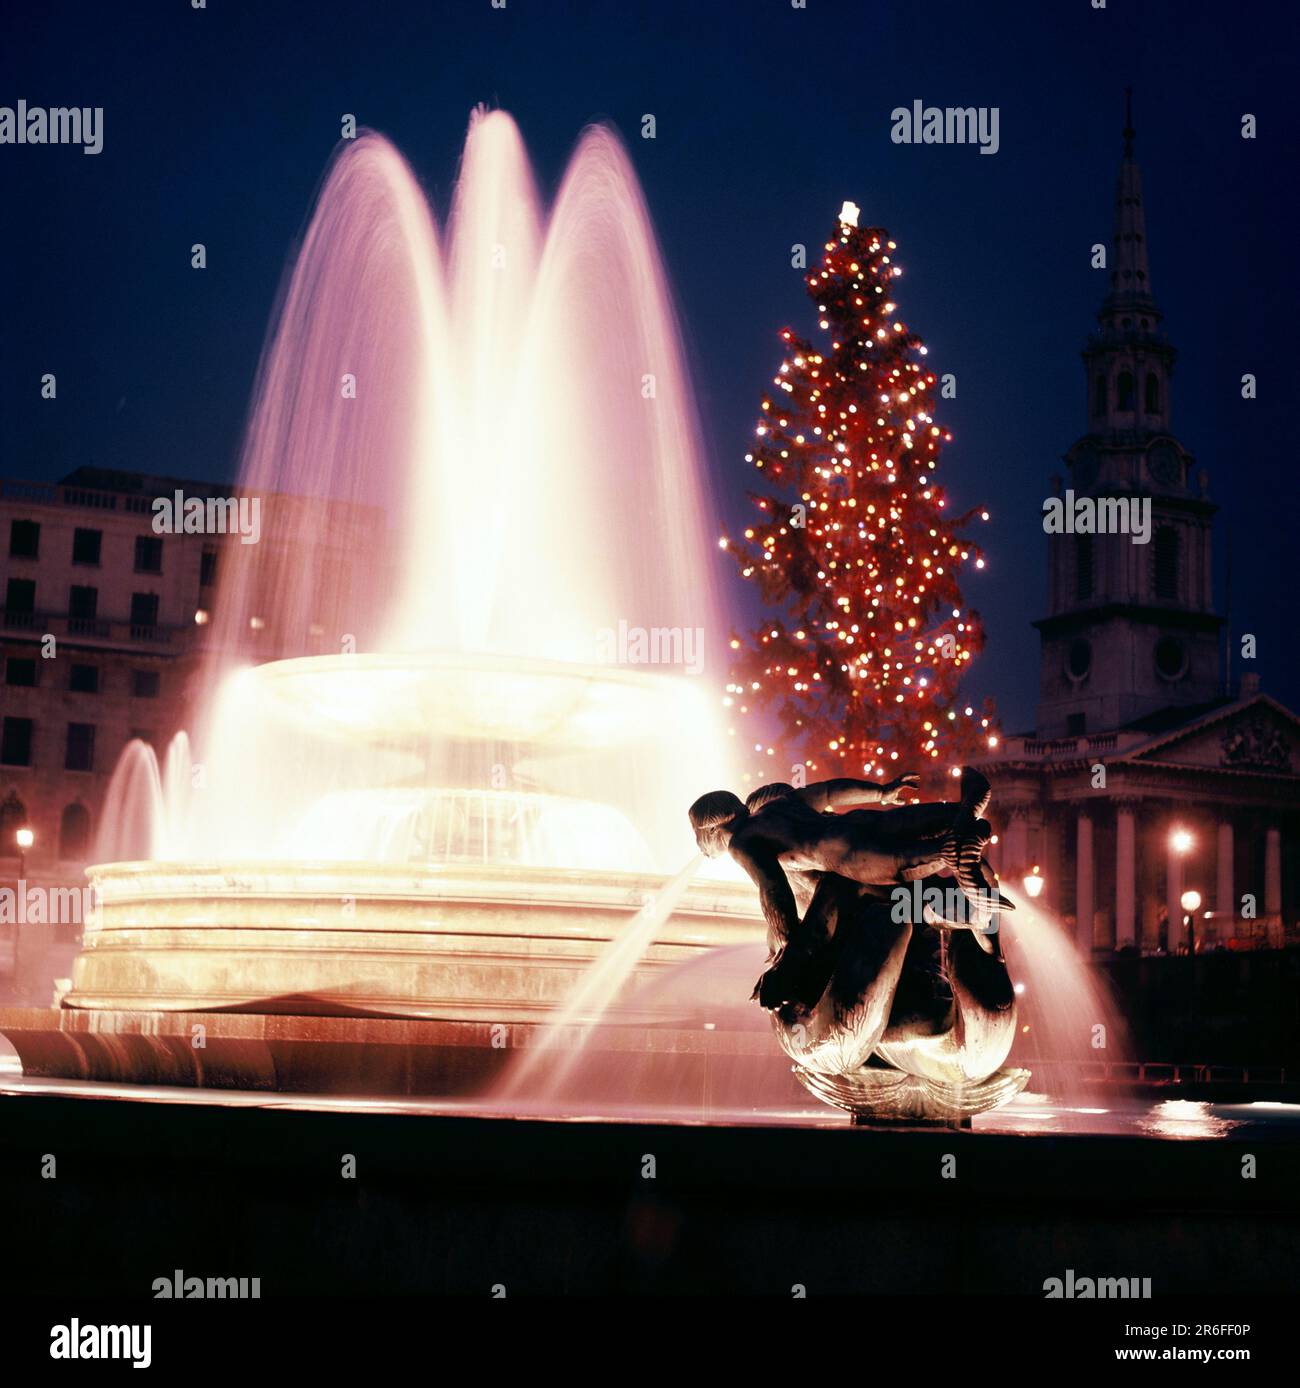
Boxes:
[688,768,1020,1096]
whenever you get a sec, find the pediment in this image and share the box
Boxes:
[1131,696,1300,774]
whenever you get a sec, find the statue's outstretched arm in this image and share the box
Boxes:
[799,772,920,812]
[729,838,801,948]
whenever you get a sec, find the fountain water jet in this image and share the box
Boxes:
[94,732,195,860]
[95,739,163,863]
[998,900,1132,1104]
[39,110,763,1087]
[496,853,704,1103]
[157,111,739,879]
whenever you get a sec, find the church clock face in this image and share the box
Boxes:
[1148,440,1181,487]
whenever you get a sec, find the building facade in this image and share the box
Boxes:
[0,466,387,993]
[983,114,1300,955]
[1,469,213,877]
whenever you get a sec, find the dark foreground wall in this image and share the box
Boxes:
[1099,948,1300,1068]
[2,1092,1297,1297]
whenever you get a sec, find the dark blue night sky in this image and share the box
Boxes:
[1,0,1296,731]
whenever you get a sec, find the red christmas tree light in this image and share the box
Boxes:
[722,205,997,795]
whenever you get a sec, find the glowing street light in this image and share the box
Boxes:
[1170,828,1193,855]
[16,825,33,878]
[1022,865,1045,900]
[1181,888,1203,956]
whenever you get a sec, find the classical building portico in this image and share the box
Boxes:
[987,691,1300,953]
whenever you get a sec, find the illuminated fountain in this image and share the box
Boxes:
[6,110,767,1090]
[1,111,1128,1125]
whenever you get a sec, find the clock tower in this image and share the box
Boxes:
[1034,97,1222,738]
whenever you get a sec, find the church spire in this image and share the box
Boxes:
[1080,95,1178,440]
[1100,89,1159,332]
[1044,97,1220,740]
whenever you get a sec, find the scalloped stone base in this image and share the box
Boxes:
[792,1063,1031,1124]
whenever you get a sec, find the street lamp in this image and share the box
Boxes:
[16,825,33,878]
[1022,865,1045,900]
[1180,888,1202,956]
[1166,829,1194,953]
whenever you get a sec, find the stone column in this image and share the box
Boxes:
[1265,827,1283,916]
[1004,810,1030,878]
[1076,812,1094,953]
[1115,803,1137,950]
[1167,833,1186,953]
[1216,822,1234,930]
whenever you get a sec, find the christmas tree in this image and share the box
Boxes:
[722,204,997,796]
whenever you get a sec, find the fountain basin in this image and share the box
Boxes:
[164,652,736,873]
[65,860,763,1020]
[0,860,769,1096]
[245,651,707,748]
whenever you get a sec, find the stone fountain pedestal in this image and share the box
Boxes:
[0,1005,789,1099]
[0,858,774,1094]
[0,856,1030,1125]
[51,859,764,1016]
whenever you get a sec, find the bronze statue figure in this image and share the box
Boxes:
[689,768,1027,1120]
